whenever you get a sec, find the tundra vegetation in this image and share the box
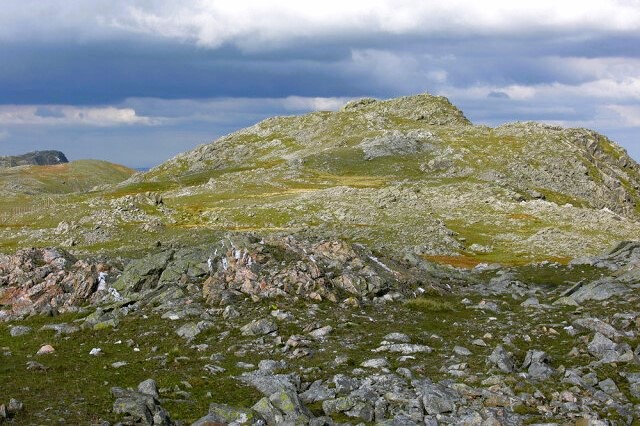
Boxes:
[1,94,639,425]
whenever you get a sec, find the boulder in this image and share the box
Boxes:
[176,321,212,340]
[111,383,174,426]
[241,318,278,336]
[487,345,515,373]
[413,380,460,415]
[252,397,284,425]
[192,403,261,426]
[300,380,336,404]
[113,250,174,294]
[559,278,629,304]
[587,332,633,363]
[238,371,300,396]
[322,396,357,415]
[138,379,160,399]
[573,317,623,340]
[521,350,555,380]
[269,390,314,424]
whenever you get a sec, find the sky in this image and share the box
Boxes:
[0,1,639,168]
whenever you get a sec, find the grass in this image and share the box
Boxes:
[0,289,481,424]
[2,269,639,424]
[0,310,263,424]
[404,297,457,313]
[0,160,135,195]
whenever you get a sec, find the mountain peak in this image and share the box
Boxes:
[340,93,471,126]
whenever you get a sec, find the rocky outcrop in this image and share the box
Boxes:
[0,247,108,321]
[200,236,427,303]
[109,235,432,305]
[0,150,68,168]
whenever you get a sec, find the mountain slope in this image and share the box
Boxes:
[113,93,640,263]
[137,94,638,217]
[1,94,638,263]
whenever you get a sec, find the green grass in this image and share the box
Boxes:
[404,297,457,313]
[0,290,482,424]
[514,263,604,287]
[0,310,262,424]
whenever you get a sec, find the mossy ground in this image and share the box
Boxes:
[2,256,639,424]
[0,291,497,424]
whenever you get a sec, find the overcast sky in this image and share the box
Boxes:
[1,0,639,168]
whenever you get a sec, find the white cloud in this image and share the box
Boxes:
[442,77,640,103]
[0,129,9,140]
[1,1,639,48]
[125,96,351,125]
[109,1,640,49]
[544,57,640,82]
[605,104,640,127]
[280,96,350,112]
[0,106,156,126]
[0,97,350,128]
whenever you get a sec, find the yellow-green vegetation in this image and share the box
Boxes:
[404,297,457,313]
[0,160,135,195]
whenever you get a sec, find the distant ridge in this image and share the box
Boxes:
[0,150,69,168]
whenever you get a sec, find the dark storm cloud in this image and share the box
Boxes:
[0,1,639,166]
[3,29,640,107]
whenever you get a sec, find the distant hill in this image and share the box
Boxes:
[0,150,69,168]
[0,159,136,195]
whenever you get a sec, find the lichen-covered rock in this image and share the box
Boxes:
[111,382,174,426]
[487,345,515,373]
[252,397,284,425]
[113,250,174,294]
[412,380,460,415]
[268,390,314,424]
[561,278,629,304]
[241,318,278,336]
[176,321,212,340]
[192,403,261,426]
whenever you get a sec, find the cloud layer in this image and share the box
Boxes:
[0,1,638,166]
[0,106,155,126]
[3,1,640,47]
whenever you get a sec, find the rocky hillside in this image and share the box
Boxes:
[142,94,639,217]
[0,150,68,168]
[110,93,640,263]
[1,94,640,425]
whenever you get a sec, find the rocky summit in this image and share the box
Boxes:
[1,93,640,425]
